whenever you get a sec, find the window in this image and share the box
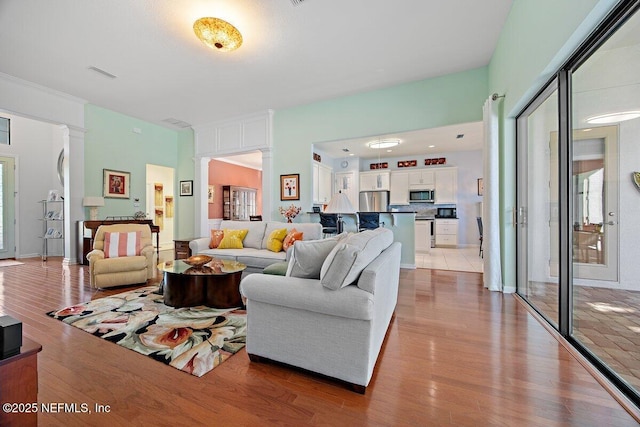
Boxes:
[0,117,9,145]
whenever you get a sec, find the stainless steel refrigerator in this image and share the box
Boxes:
[359,191,389,212]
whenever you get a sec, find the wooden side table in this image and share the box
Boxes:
[174,238,196,260]
[0,337,42,427]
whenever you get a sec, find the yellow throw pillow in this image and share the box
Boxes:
[266,228,288,252]
[217,229,248,249]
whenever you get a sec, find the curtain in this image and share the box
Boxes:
[482,97,504,292]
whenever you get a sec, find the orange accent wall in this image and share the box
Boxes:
[208,160,262,218]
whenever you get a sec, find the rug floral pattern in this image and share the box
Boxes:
[48,286,246,377]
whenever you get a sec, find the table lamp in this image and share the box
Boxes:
[83,196,105,220]
[324,191,356,233]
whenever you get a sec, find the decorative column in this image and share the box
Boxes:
[61,125,85,266]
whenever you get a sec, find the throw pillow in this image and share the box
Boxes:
[103,231,142,258]
[320,228,394,290]
[209,229,224,249]
[266,228,288,252]
[263,262,289,276]
[286,238,340,279]
[218,229,249,249]
[282,229,303,251]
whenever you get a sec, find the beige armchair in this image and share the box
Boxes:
[87,224,156,289]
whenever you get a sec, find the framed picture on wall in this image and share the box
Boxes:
[208,185,215,203]
[180,180,193,197]
[103,169,130,199]
[280,174,300,200]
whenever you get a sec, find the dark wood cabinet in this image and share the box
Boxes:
[174,238,195,260]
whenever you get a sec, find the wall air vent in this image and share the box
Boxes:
[161,118,192,129]
[290,0,306,6]
[87,66,117,79]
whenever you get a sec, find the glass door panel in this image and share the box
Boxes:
[517,83,560,327]
[570,5,640,395]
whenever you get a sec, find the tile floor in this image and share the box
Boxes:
[415,246,484,273]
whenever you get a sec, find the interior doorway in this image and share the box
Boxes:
[0,156,15,259]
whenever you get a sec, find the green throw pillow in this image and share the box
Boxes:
[263,262,288,276]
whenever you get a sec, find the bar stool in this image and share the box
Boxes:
[319,213,338,237]
[358,212,380,232]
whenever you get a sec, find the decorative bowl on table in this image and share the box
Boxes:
[183,255,212,267]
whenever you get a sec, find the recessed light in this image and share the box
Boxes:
[367,138,400,149]
[586,111,640,124]
[386,149,392,153]
[349,153,354,156]
[428,145,435,148]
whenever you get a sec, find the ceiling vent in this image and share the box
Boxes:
[290,0,306,6]
[161,118,192,129]
[87,66,117,79]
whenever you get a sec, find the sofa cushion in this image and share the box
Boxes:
[320,228,394,290]
[220,220,266,249]
[263,261,289,276]
[103,231,141,258]
[282,229,303,251]
[209,229,224,249]
[236,248,287,269]
[218,229,248,249]
[285,238,340,279]
[266,228,288,252]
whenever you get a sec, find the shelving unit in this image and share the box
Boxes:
[222,186,257,220]
[40,199,64,261]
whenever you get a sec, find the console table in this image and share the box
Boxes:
[78,219,160,265]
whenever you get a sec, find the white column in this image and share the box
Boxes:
[195,156,210,236]
[61,125,85,265]
[261,148,272,221]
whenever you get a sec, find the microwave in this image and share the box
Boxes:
[409,189,434,203]
[437,207,457,218]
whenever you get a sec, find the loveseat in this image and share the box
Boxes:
[87,224,156,289]
[188,220,322,274]
[240,227,401,393]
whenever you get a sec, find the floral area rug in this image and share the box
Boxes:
[47,286,246,377]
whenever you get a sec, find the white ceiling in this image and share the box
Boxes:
[0,0,513,130]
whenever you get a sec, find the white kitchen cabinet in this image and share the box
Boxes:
[415,220,431,253]
[408,170,435,188]
[359,171,390,191]
[389,172,409,205]
[313,162,333,204]
[434,168,457,204]
[435,218,458,247]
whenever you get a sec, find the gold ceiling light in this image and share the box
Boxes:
[193,17,243,52]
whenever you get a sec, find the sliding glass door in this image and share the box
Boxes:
[517,0,640,406]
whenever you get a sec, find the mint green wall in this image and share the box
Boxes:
[488,0,620,291]
[273,67,489,217]
[84,104,181,219]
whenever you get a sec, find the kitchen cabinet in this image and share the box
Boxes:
[359,170,390,191]
[435,218,458,247]
[434,168,457,204]
[313,162,333,204]
[415,220,431,252]
[389,172,409,205]
[409,170,435,188]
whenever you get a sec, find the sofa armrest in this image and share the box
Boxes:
[86,249,104,262]
[189,237,211,254]
[240,274,373,320]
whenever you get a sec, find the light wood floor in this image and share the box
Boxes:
[0,258,638,426]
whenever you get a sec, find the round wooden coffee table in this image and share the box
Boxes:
[159,258,246,308]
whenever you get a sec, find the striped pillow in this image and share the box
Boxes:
[104,231,142,258]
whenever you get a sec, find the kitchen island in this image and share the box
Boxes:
[304,211,416,269]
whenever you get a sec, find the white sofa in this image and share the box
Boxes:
[189,220,322,274]
[240,228,401,393]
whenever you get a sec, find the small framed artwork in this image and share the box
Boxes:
[280,174,300,200]
[103,169,130,199]
[208,185,215,203]
[180,180,193,197]
[477,178,484,196]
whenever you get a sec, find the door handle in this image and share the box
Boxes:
[606,221,616,226]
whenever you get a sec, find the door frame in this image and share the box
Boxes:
[0,155,17,259]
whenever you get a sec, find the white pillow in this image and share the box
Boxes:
[320,228,393,290]
[285,238,340,279]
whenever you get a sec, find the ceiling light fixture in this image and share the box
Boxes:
[367,138,400,149]
[193,17,243,52]
[585,111,640,124]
